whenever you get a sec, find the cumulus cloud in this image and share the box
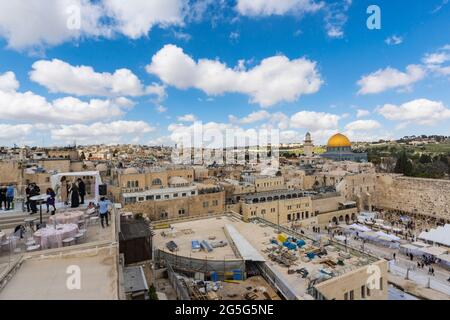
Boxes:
[377,99,450,125]
[146,44,322,107]
[30,59,165,100]
[51,120,154,144]
[0,124,33,143]
[177,114,197,122]
[0,0,187,51]
[0,0,107,50]
[0,71,19,92]
[345,119,381,131]
[237,110,271,124]
[356,109,370,118]
[235,0,324,16]
[0,88,132,124]
[102,0,185,39]
[357,65,426,95]
[290,111,340,131]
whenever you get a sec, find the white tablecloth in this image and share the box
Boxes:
[48,211,84,225]
[34,224,79,249]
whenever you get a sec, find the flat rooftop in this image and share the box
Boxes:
[154,216,374,298]
[0,247,118,300]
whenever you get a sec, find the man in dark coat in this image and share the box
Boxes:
[70,182,80,208]
[77,178,86,204]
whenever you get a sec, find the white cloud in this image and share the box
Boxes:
[345,119,381,131]
[155,105,167,113]
[30,59,165,100]
[385,35,403,46]
[356,109,370,118]
[51,120,154,143]
[290,111,340,131]
[0,0,187,51]
[0,0,107,50]
[146,44,322,107]
[357,64,426,95]
[238,110,271,124]
[0,71,19,92]
[0,89,131,124]
[0,124,33,142]
[235,0,324,16]
[324,0,352,39]
[102,0,185,39]
[422,52,450,65]
[377,99,450,125]
[177,114,198,122]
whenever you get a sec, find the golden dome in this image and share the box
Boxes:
[327,133,351,148]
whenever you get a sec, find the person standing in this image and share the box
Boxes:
[6,184,14,211]
[70,182,80,208]
[0,186,6,210]
[25,183,32,213]
[46,188,56,214]
[29,183,40,214]
[77,178,86,205]
[98,197,111,228]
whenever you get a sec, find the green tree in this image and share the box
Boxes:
[394,151,413,176]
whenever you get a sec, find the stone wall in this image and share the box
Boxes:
[373,175,450,221]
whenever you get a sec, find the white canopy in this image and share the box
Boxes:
[50,171,103,204]
[348,223,371,232]
[418,224,450,247]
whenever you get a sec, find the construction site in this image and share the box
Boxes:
[151,214,388,300]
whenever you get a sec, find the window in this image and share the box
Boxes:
[178,209,186,215]
[146,195,153,201]
[261,209,266,215]
[361,286,366,299]
[155,195,161,200]
[191,191,195,195]
[203,202,209,208]
[379,277,383,291]
[164,195,170,199]
[271,208,275,213]
[212,200,218,206]
[287,214,291,221]
[344,292,348,300]
[182,193,187,197]
[152,178,162,186]
[350,290,354,300]
[138,197,144,202]
[367,287,371,297]
[173,193,178,198]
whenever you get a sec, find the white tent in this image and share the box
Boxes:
[348,224,371,232]
[50,171,103,204]
[418,224,450,247]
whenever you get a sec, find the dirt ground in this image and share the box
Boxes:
[217,275,281,300]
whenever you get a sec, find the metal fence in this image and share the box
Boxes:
[166,263,191,300]
[388,261,450,296]
[154,249,245,278]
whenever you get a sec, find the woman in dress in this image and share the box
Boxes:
[70,182,80,208]
[46,187,56,214]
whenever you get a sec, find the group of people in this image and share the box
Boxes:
[67,178,86,208]
[0,185,15,211]
[25,183,42,214]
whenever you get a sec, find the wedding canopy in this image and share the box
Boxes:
[50,171,102,204]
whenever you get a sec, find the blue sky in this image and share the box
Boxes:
[0,0,450,147]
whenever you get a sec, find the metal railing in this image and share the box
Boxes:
[166,263,191,300]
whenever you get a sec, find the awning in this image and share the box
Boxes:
[224,224,265,262]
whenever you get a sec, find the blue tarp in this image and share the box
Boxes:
[191,240,201,250]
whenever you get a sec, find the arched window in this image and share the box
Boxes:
[152,178,162,186]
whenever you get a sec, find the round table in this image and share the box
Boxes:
[33,224,79,249]
[49,211,84,225]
